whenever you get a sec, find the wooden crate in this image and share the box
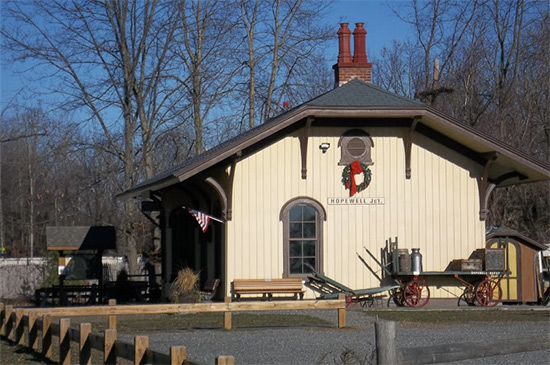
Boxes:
[451,259,482,271]
[485,248,506,270]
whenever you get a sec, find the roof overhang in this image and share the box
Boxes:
[118,104,549,200]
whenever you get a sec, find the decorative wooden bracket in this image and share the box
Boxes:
[404,116,421,179]
[226,152,242,221]
[205,177,228,221]
[478,152,498,221]
[299,117,314,180]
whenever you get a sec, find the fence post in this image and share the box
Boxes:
[217,355,236,365]
[104,328,117,364]
[135,335,149,365]
[375,320,397,365]
[79,323,92,365]
[59,318,71,365]
[224,296,232,330]
[108,299,117,330]
[42,314,53,360]
[0,303,4,336]
[337,294,346,328]
[28,311,38,350]
[4,305,14,341]
[15,309,25,345]
[170,346,187,365]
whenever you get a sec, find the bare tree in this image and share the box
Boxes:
[1,0,185,272]
[174,0,241,154]
[391,0,479,104]
[238,0,333,127]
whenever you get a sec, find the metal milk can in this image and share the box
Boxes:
[411,248,422,274]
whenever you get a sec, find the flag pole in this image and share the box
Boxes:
[182,206,225,223]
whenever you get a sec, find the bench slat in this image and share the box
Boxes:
[231,278,304,301]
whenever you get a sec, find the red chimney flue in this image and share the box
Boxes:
[337,23,352,65]
[333,22,372,87]
[352,23,367,65]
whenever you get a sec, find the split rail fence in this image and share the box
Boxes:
[0,296,346,364]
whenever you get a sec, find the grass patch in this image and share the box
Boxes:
[70,312,331,334]
[360,309,550,327]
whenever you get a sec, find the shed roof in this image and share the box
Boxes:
[486,227,547,251]
[119,79,549,199]
[46,226,116,251]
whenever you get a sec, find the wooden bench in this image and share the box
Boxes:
[231,278,305,301]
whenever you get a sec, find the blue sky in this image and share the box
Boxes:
[0,0,409,111]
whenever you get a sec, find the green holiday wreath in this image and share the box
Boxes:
[342,160,372,195]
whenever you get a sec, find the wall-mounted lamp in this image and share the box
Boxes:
[319,142,330,153]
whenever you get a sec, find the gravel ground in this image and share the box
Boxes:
[119,305,550,365]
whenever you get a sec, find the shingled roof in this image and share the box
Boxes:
[46,226,116,251]
[119,79,549,199]
[308,79,422,107]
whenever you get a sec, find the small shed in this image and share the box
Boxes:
[486,227,547,303]
[46,226,116,282]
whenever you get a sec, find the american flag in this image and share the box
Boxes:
[187,208,211,233]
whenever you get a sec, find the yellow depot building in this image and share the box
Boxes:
[120,23,549,302]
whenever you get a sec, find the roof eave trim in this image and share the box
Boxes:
[117,176,180,200]
[175,106,429,182]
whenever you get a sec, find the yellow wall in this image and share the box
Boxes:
[226,126,485,298]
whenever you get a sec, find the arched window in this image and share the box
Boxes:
[280,197,326,277]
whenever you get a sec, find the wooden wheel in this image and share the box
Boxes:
[475,278,502,307]
[458,286,477,306]
[403,280,430,308]
[388,287,405,307]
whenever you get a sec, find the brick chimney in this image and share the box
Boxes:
[333,23,372,87]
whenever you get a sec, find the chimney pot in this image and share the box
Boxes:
[337,23,352,64]
[333,22,372,87]
[352,23,368,65]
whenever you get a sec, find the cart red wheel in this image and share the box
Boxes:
[403,280,430,308]
[475,278,502,307]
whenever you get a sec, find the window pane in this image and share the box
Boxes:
[289,241,301,257]
[289,223,302,238]
[289,206,302,222]
[304,258,315,272]
[290,258,302,274]
[303,223,315,238]
[303,241,315,256]
[302,205,316,221]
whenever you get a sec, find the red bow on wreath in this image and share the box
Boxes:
[348,160,364,196]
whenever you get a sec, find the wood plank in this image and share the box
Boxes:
[116,337,135,362]
[28,311,38,350]
[104,329,117,364]
[135,335,149,365]
[20,299,344,316]
[217,355,236,365]
[88,331,105,352]
[376,320,397,365]
[15,309,25,345]
[149,349,171,364]
[224,297,232,330]
[4,305,13,341]
[170,346,187,365]
[337,294,346,328]
[41,314,53,360]
[59,318,71,365]
[0,303,4,336]
[108,299,117,329]
[397,335,550,364]
[79,323,92,365]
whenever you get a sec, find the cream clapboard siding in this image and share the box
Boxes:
[226,126,485,298]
